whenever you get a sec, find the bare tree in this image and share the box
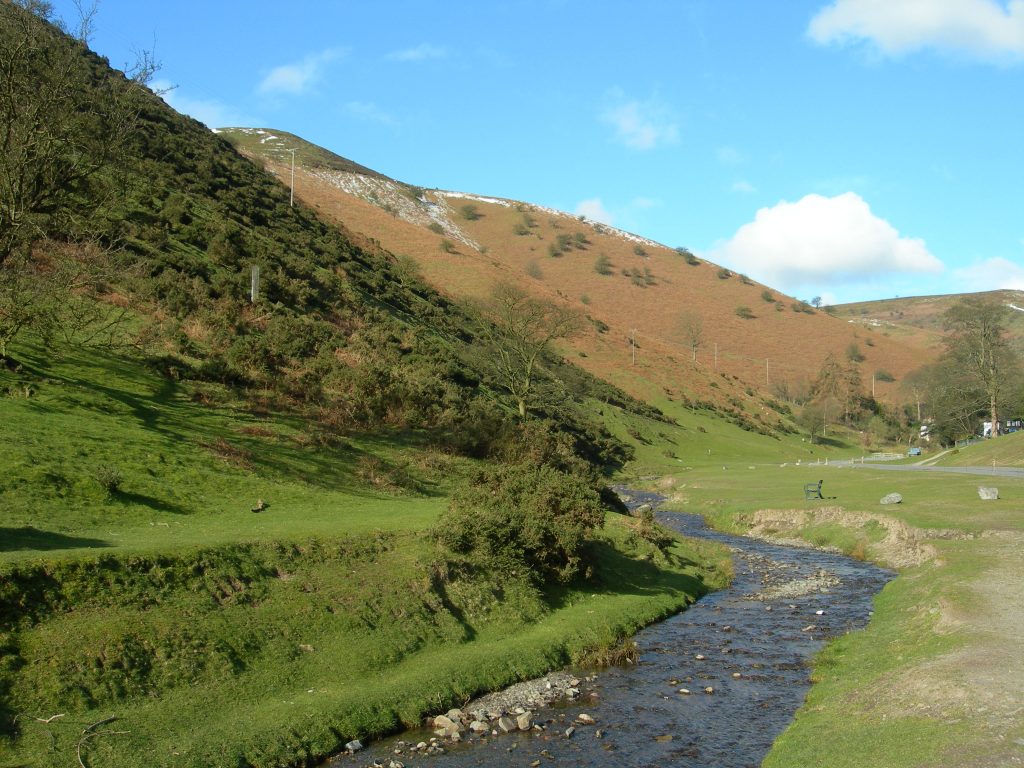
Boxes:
[474,283,582,419]
[942,298,1018,437]
[810,352,863,423]
[680,312,703,363]
[0,2,152,360]
[0,2,155,267]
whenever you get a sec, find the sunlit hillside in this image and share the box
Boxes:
[222,128,939,421]
[835,288,1024,356]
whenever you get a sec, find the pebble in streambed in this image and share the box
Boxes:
[329,493,892,768]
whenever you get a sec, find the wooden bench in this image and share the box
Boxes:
[804,480,824,500]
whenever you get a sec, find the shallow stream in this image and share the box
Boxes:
[331,491,893,768]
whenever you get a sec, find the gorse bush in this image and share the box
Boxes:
[435,463,605,584]
[94,464,123,494]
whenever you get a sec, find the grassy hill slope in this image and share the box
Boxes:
[0,340,731,768]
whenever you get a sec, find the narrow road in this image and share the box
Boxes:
[832,462,1024,478]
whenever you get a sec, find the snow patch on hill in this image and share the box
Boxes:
[308,170,481,250]
[437,191,665,251]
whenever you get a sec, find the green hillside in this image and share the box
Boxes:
[218,127,392,179]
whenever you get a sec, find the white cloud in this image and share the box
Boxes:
[346,101,396,125]
[153,80,257,129]
[601,91,679,150]
[952,257,1024,290]
[809,0,1024,62]
[575,198,614,225]
[712,192,943,290]
[388,43,447,62]
[731,180,757,194]
[258,49,344,95]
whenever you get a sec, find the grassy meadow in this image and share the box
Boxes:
[0,343,733,768]
[652,449,1024,768]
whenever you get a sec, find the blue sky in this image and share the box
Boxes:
[52,0,1024,304]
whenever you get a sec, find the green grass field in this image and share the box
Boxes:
[933,430,1024,468]
[5,337,1022,768]
[0,344,732,768]
[653,458,1024,767]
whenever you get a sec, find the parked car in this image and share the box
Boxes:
[907,447,922,456]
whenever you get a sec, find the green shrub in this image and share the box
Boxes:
[428,222,444,235]
[761,289,775,302]
[355,455,420,494]
[459,204,481,221]
[526,261,543,279]
[627,505,676,556]
[735,306,754,320]
[94,464,123,494]
[435,464,605,584]
[875,369,896,382]
[717,268,732,280]
[633,244,648,257]
[623,266,655,287]
[593,254,613,275]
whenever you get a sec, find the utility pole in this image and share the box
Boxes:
[250,264,260,303]
[288,148,297,207]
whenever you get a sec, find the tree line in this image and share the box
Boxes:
[791,296,1022,447]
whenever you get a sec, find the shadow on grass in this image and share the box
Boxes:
[14,346,450,499]
[113,490,191,514]
[545,540,711,611]
[0,526,109,552]
[809,436,848,449]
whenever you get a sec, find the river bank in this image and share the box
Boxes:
[656,464,1024,767]
[0,509,729,768]
[332,493,892,767]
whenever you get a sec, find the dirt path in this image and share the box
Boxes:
[745,507,1024,766]
[924,532,1024,766]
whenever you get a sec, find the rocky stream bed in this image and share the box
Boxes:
[327,491,893,768]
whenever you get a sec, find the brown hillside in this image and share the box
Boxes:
[222,128,938,415]
[836,289,1024,356]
